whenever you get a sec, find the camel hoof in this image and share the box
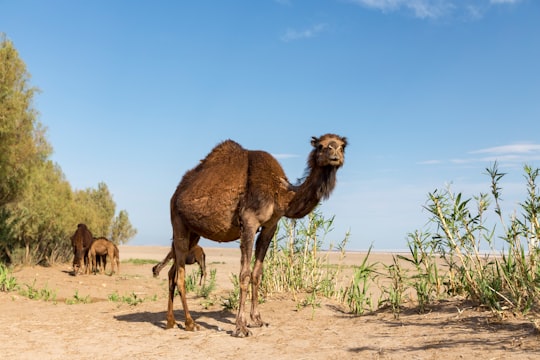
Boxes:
[232,327,253,338]
[184,320,200,332]
[249,321,269,329]
[165,320,176,329]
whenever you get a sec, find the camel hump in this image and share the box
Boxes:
[173,139,249,239]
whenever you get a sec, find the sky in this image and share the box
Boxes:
[1,0,539,251]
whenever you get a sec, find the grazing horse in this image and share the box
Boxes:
[152,245,206,285]
[70,224,94,275]
[87,237,119,275]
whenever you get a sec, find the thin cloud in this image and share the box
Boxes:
[452,143,540,165]
[349,0,453,19]
[349,0,523,19]
[471,143,540,155]
[491,0,521,4]
[417,159,442,165]
[281,23,327,42]
[272,153,300,159]
[420,143,540,166]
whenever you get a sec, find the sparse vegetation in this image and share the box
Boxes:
[108,291,156,306]
[0,264,17,292]
[220,163,540,319]
[65,290,90,304]
[261,209,349,303]
[123,258,158,265]
[16,279,57,302]
[417,162,540,314]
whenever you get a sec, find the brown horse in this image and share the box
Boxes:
[152,245,206,285]
[70,224,94,275]
[87,237,119,275]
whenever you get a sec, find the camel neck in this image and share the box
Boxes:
[285,166,337,219]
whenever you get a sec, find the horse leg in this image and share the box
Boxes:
[250,225,276,328]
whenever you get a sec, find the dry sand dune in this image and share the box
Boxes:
[1,246,538,359]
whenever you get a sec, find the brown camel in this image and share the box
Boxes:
[166,133,347,337]
[152,245,206,285]
[87,237,119,275]
[70,223,94,275]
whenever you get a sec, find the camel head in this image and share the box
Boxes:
[310,133,347,168]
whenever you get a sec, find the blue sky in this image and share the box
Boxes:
[1,0,539,250]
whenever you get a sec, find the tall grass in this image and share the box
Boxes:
[261,209,349,304]
[412,162,540,314]
[226,163,540,318]
[342,246,377,315]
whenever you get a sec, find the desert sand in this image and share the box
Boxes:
[1,245,538,359]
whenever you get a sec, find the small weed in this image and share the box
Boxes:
[66,290,91,304]
[0,264,17,292]
[17,279,57,301]
[222,274,240,310]
[121,292,144,306]
[123,259,158,265]
[197,268,217,298]
[108,291,121,302]
[108,291,157,305]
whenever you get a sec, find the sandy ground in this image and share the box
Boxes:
[1,245,539,360]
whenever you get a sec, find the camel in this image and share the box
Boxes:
[87,237,119,275]
[70,223,94,275]
[166,133,347,337]
[152,245,206,285]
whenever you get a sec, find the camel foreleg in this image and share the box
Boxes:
[233,223,257,337]
[249,226,275,328]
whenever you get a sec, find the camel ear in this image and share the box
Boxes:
[311,136,319,147]
[341,136,348,149]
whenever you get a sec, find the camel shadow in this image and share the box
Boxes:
[62,270,77,277]
[114,309,235,332]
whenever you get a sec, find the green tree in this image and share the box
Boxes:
[0,34,50,207]
[6,160,74,265]
[110,210,137,244]
[0,35,137,265]
[72,182,115,237]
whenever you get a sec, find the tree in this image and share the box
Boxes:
[0,35,137,265]
[110,210,137,244]
[72,182,116,237]
[6,160,74,265]
[0,34,50,207]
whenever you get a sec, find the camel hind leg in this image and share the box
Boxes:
[166,219,200,331]
[198,250,207,286]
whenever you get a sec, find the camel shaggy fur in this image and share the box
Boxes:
[166,134,347,337]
